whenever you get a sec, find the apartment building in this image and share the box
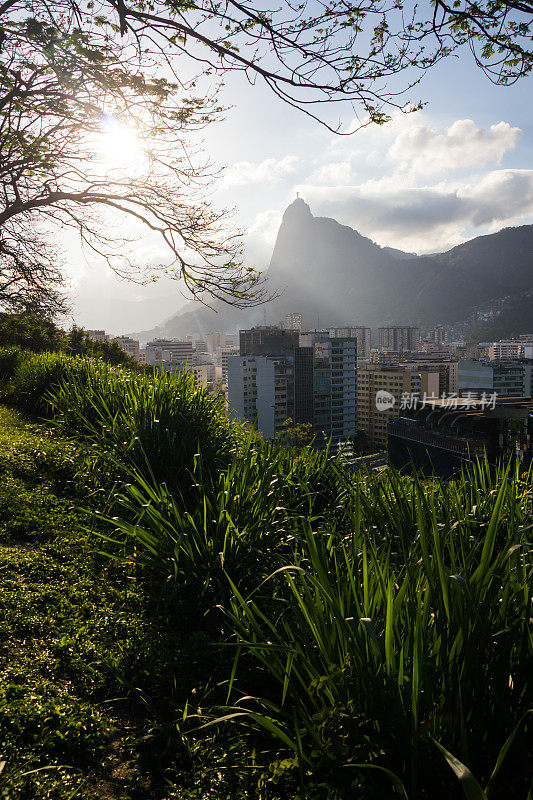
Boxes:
[378,326,421,352]
[357,364,438,448]
[255,356,295,439]
[111,335,140,360]
[145,338,194,371]
[329,326,371,358]
[227,332,357,447]
[227,355,294,438]
[285,313,303,331]
[227,356,258,425]
[488,340,524,360]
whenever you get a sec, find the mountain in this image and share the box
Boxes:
[138,199,533,338]
[469,293,533,342]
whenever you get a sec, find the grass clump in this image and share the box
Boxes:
[0,350,531,799]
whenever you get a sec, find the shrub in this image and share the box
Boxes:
[0,345,24,382]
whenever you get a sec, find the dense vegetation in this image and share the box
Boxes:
[0,314,134,365]
[0,349,531,799]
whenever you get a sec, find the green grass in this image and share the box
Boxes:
[0,351,531,800]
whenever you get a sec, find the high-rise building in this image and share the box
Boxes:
[329,326,371,358]
[285,313,302,331]
[426,326,448,345]
[356,363,438,448]
[227,355,294,439]
[239,326,299,357]
[228,331,357,448]
[255,356,295,439]
[221,346,240,385]
[227,356,258,425]
[378,326,421,352]
[206,331,228,353]
[295,332,357,448]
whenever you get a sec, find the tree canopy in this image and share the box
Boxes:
[0,0,531,313]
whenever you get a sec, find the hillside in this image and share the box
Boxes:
[0,350,532,799]
[469,292,533,341]
[143,200,533,338]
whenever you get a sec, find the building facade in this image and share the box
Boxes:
[111,335,140,360]
[378,326,421,353]
[285,313,303,331]
[329,326,371,358]
[145,339,194,371]
[239,326,299,357]
[356,363,438,448]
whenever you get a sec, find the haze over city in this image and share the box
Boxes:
[66,50,533,332]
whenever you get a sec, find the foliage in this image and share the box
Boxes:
[0,353,532,799]
[0,313,134,365]
[0,13,267,312]
[4,0,532,133]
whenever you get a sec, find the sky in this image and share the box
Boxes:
[66,43,533,335]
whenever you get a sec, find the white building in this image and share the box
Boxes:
[227,356,258,425]
[488,340,524,360]
[145,339,195,371]
[221,346,240,384]
[111,335,140,360]
[285,313,302,331]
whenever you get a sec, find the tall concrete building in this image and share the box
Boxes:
[221,346,240,384]
[228,331,357,448]
[329,326,371,358]
[239,326,299,357]
[285,313,303,331]
[227,355,293,439]
[255,356,295,439]
[296,332,357,448]
[357,363,439,448]
[378,326,421,353]
[227,356,258,425]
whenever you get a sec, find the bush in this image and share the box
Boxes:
[0,345,24,382]
[0,348,238,490]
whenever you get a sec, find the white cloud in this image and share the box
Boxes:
[389,119,520,174]
[294,168,533,253]
[223,155,299,186]
[310,160,354,185]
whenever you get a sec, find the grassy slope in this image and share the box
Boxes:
[0,406,158,799]
[0,406,260,800]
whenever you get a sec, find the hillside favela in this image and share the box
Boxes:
[0,2,532,799]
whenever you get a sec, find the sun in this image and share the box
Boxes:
[95,116,146,173]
